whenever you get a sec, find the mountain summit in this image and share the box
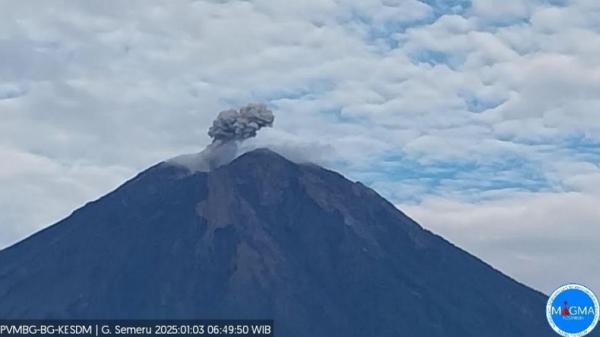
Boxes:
[0,148,557,336]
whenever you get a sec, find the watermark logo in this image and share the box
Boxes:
[547,284,599,337]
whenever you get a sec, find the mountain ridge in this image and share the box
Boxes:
[0,148,562,336]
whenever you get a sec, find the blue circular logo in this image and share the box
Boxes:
[547,284,599,337]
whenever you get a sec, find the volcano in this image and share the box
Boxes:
[0,148,560,336]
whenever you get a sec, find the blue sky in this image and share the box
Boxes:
[1,0,600,294]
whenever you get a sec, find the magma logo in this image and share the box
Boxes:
[547,284,599,337]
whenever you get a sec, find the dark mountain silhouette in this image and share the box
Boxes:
[0,148,565,336]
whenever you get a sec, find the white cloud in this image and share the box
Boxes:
[0,145,131,248]
[470,0,531,23]
[399,186,600,294]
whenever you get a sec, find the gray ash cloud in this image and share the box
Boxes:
[208,103,274,143]
[170,103,275,171]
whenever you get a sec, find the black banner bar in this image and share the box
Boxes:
[0,320,273,337]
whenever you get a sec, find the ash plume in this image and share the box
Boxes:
[170,103,274,171]
[208,103,274,143]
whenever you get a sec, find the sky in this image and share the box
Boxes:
[1,0,599,294]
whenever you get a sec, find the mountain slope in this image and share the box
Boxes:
[0,148,560,336]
